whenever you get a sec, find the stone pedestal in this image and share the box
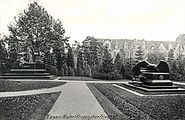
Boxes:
[141,72,173,86]
[0,63,54,79]
[128,61,185,92]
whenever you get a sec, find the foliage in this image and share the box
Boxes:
[167,49,174,63]
[100,48,116,73]
[56,52,65,71]
[6,2,69,73]
[45,64,58,75]
[66,47,74,68]
[0,40,9,73]
[135,46,144,63]
[60,68,65,76]
[63,63,68,76]
[147,51,165,64]
[169,60,179,80]
[114,53,122,70]
[83,61,91,77]
[77,67,84,76]
[77,50,85,70]
[7,2,69,55]
[124,58,135,79]
[120,64,125,78]
[73,67,78,76]
[81,36,103,67]
[68,66,75,76]
[92,47,120,80]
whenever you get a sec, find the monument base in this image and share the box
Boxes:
[125,82,185,92]
[130,80,178,89]
[129,61,185,93]
[0,63,54,79]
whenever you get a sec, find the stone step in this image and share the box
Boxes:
[144,80,173,86]
[141,84,178,89]
[10,69,47,73]
[14,63,45,69]
[0,75,55,79]
[127,82,185,92]
[3,73,51,76]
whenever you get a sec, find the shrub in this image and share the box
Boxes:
[63,63,68,76]
[84,64,91,77]
[77,67,84,76]
[91,65,120,80]
[60,68,65,76]
[51,65,58,75]
[74,67,78,76]
[44,64,58,75]
[68,67,75,76]
[71,68,75,76]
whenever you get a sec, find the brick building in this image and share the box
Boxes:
[93,34,185,60]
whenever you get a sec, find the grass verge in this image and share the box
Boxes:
[92,83,185,120]
[58,76,127,81]
[0,80,66,92]
[87,83,128,120]
[0,92,61,120]
[91,83,153,120]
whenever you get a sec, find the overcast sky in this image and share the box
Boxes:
[0,0,185,43]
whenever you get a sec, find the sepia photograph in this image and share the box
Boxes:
[0,0,185,119]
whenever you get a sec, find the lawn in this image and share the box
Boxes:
[0,80,66,92]
[59,76,126,81]
[87,83,130,120]
[90,83,185,120]
[0,92,61,120]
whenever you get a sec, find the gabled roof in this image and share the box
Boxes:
[94,37,175,50]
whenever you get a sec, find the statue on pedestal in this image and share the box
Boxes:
[26,46,34,63]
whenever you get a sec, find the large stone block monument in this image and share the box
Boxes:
[128,61,185,92]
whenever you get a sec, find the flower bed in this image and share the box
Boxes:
[0,92,61,119]
[0,80,66,92]
[92,83,185,120]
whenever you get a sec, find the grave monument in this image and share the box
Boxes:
[127,61,185,92]
[0,44,54,79]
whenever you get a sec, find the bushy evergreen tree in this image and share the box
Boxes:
[147,51,165,64]
[77,67,84,76]
[77,50,85,70]
[0,40,8,72]
[68,66,75,76]
[63,63,68,76]
[66,47,74,68]
[120,64,125,78]
[7,2,69,64]
[135,46,144,63]
[81,36,103,67]
[167,49,174,64]
[100,47,116,73]
[92,47,119,80]
[84,61,91,77]
[114,53,122,70]
[56,52,65,71]
[60,68,65,76]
